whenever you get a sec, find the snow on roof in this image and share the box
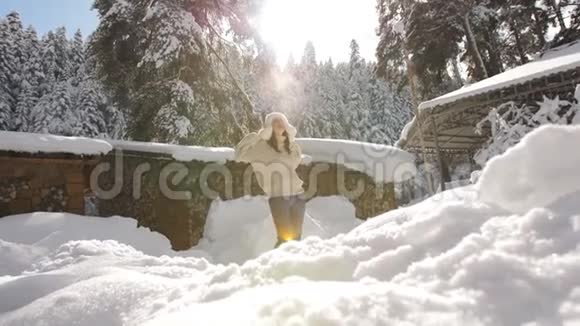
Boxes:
[108,140,235,163]
[419,41,580,110]
[111,138,418,182]
[297,138,417,183]
[0,131,113,156]
[0,131,417,182]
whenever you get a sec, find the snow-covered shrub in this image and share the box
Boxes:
[474,89,580,166]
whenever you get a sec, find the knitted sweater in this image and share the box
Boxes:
[234,132,304,197]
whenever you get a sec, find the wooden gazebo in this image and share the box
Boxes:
[399,41,580,158]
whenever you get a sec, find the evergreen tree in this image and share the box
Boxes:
[344,40,371,140]
[151,80,195,144]
[13,26,43,132]
[69,30,85,84]
[0,17,14,130]
[296,41,323,135]
[376,0,578,100]
[0,12,28,131]
[31,82,78,136]
[90,0,262,144]
[76,80,107,137]
[0,12,126,138]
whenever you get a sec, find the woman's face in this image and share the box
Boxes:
[272,118,286,136]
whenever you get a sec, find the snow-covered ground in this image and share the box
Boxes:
[1,125,580,325]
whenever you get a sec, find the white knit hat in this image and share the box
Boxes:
[258,112,297,142]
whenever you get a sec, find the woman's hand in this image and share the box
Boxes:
[289,141,303,168]
[235,132,261,162]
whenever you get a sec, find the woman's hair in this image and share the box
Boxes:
[267,131,291,154]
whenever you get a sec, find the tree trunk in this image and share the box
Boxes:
[404,56,435,195]
[550,0,567,32]
[532,9,547,48]
[451,56,464,87]
[510,21,529,64]
[463,13,489,79]
[486,25,504,74]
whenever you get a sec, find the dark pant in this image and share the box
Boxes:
[268,194,306,248]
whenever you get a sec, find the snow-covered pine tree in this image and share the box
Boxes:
[91,0,261,145]
[75,79,108,138]
[0,17,13,131]
[13,26,44,132]
[152,81,195,144]
[343,40,372,141]
[368,73,413,145]
[14,85,38,132]
[69,30,85,86]
[0,11,126,138]
[318,58,345,138]
[30,81,78,136]
[5,12,27,93]
[0,12,29,131]
[296,41,324,137]
[40,27,71,93]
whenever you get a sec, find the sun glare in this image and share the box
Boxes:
[257,0,378,65]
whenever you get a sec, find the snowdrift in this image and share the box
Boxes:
[1,125,580,325]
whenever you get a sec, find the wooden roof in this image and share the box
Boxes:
[400,58,580,154]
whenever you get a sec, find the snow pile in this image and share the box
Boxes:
[478,124,580,213]
[195,196,361,264]
[1,125,580,325]
[0,213,188,276]
[420,41,580,110]
[0,131,112,156]
[0,196,360,274]
[297,138,417,183]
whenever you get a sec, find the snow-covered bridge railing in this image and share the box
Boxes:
[0,132,416,250]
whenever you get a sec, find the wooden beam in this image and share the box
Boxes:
[436,133,487,139]
[423,138,483,145]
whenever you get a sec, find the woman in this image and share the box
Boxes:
[234,112,305,248]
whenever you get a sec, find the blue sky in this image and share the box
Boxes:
[0,0,98,37]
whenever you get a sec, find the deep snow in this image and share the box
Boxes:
[0,125,579,325]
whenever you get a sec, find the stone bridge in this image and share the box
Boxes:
[0,135,415,250]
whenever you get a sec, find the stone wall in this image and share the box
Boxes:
[95,151,397,250]
[0,153,96,217]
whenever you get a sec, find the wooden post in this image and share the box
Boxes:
[430,111,448,192]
